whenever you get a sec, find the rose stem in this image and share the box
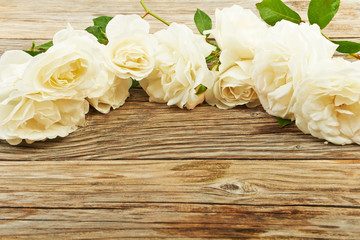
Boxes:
[140,1,170,26]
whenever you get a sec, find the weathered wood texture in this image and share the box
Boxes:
[0,0,360,239]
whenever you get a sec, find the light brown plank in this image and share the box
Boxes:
[0,204,359,239]
[0,160,358,208]
[0,0,359,40]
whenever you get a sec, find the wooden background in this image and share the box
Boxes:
[1,0,360,239]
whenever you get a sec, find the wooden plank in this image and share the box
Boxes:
[0,0,359,39]
[0,204,359,239]
[0,160,359,208]
[1,89,360,160]
[1,0,360,239]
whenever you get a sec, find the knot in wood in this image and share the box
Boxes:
[220,183,240,191]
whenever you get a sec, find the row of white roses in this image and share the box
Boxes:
[210,6,360,145]
[0,5,359,145]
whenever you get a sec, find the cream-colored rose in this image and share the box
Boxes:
[208,5,267,69]
[0,93,89,145]
[204,5,266,109]
[87,77,132,114]
[252,20,338,120]
[294,58,360,145]
[206,60,259,109]
[0,50,32,90]
[20,25,131,113]
[140,23,214,109]
[0,51,89,145]
[104,15,156,80]
[22,25,116,101]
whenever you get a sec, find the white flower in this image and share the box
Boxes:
[19,25,131,113]
[205,60,259,109]
[252,20,338,120]
[140,23,214,109]
[0,50,32,89]
[104,14,156,80]
[0,93,89,145]
[209,5,267,69]
[0,50,89,145]
[87,77,132,114]
[22,25,115,100]
[294,58,360,145]
[204,5,266,109]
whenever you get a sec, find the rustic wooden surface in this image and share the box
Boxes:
[0,0,360,239]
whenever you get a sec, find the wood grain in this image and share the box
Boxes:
[0,160,359,208]
[0,0,360,40]
[0,205,359,239]
[1,0,360,239]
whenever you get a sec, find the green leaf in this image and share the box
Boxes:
[23,50,43,57]
[332,40,360,54]
[308,0,340,29]
[256,0,302,26]
[93,16,113,32]
[195,84,207,95]
[85,26,108,44]
[130,79,139,89]
[276,117,294,128]
[34,41,53,51]
[194,9,212,37]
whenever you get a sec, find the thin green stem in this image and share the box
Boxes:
[321,32,330,41]
[140,1,170,26]
[349,53,360,60]
[30,41,35,51]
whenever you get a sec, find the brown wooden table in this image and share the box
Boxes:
[0,0,359,239]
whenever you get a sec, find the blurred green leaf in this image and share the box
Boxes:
[23,50,43,56]
[34,41,53,51]
[256,0,302,26]
[194,9,212,37]
[195,84,207,95]
[85,26,108,44]
[332,40,360,54]
[276,117,294,128]
[93,16,113,32]
[130,79,139,89]
[308,0,340,29]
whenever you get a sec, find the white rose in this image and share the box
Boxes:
[0,51,89,145]
[294,58,360,145]
[209,4,267,69]
[205,60,259,109]
[87,77,132,114]
[252,20,338,120]
[0,50,32,89]
[0,93,89,145]
[22,25,116,101]
[140,23,214,109]
[104,15,156,80]
[204,5,266,109]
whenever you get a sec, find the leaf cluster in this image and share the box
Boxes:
[85,16,113,44]
[256,0,360,55]
[24,41,53,56]
[194,9,221,70]
[24,16,113,56]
